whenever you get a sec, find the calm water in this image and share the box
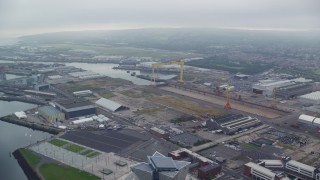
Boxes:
[0,60,176,85]
[0,101,52,180]
[65,62,176,85]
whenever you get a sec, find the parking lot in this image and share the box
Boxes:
[61,130,144,153]
[199,144,241,161]
[169,132,208,148]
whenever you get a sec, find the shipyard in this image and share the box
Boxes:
[1,5,320,179]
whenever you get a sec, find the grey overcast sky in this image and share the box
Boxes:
[1,0,320,38]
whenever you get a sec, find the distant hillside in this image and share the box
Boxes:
[19,28,320,53]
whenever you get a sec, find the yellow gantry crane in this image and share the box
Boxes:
[151,60,184,83]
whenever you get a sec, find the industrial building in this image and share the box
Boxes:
[34,83,50,91]
[234,74,249,80]
[55,99,96,119]
[95,97,128,112]
[73,90,92,96]
[252,78,312,97]
[131,151,190,180]
[38,106,65,123]
[252,79,294,95]
[68,71,103,79]
[244,157,320,180]
[14,111,27,119]
[206,114,261,135]
[71,117,94,125]
[298,91,320,105]
[298,114,320,128]
[150,127,169,139]
[275,83,313,100]
[24,90,56,98]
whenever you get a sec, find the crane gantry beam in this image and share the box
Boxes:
[151,61,184,83]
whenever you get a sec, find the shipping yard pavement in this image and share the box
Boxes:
[29,140,136,179]
[160,86,282,119]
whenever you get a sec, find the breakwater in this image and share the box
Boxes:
[0,115,62,135]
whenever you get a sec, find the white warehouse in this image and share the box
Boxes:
[298,114,320,128]
[299,91,320,105]
[252,78,313,97]
[252,79,294,96]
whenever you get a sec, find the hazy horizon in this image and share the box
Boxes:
[1,0,320,38]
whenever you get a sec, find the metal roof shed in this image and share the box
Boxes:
[95,98,128,112]
[298,114,316,125]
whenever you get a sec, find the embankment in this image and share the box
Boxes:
[13,149,41,180]
[0,115,62,134]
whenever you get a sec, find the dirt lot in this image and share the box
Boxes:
[56,77,132,98]
[151,95,224,116]
[161,87,282,118]
[111,89,184,126]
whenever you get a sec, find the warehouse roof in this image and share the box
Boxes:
[299,91,320,101]
[14,111,27,119]
[287,160,316,172]
[38,106,62,116]
[56,99,94,109]
[245,162,276,177]
[95,98,127,112]
[260,160,283,166]
[299,114,320,127]
[299,114,316,123]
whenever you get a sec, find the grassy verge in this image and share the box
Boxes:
[39,163,100,180]
[120,89,143,98]
[49,139,68,147]
[241,143,259,150]
[65,144,85,153]
[98,90,114,99]
[20,148,41,168]
[87,152,100,158]
[80,149,94,156]
[133,107,165,115]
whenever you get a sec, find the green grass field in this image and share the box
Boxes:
[20,149,41,167]
[49,139,69,147]
[39,163,100,180]
[65,144,85,153]
[80,149,94,156]
[241,143,259,150]
[98,90,114,99]
[86,152,100,158]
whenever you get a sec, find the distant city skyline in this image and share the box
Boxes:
[1,0,320,38]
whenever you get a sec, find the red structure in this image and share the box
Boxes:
[198,164,222,180]
[225,98,231,110]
